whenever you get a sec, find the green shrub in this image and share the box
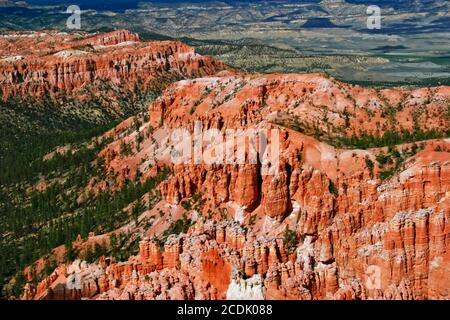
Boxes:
[283,226,298,255]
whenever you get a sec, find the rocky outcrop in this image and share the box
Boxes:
[21,61,450,300]
[25,191,449,300]
[261,164,291,220]
[0,30,227,98]
[227,271,265,300]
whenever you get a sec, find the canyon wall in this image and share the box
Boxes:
[0,30,226,98]
[15,41,450,301]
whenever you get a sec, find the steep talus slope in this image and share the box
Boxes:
[23,73,450,300]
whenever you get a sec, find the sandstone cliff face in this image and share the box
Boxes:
[21,56,450,300]
[0,30,226,98]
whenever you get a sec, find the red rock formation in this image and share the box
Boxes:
[261,163,291,220]
[200,249,232,299]
[139,240,163,271]
[0,30,227,98]
[21,57,450,301]
[26,193,449,300]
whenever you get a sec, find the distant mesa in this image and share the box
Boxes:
[372,45,409,51]
[0,0,28,7]
[301,17,348,28]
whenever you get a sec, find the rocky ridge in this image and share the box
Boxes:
[22,70,450,300]
[0,29,227,98]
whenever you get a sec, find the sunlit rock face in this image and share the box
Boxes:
[17,32,450,301]
[226,271,265,300]
[0,29,227,98]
